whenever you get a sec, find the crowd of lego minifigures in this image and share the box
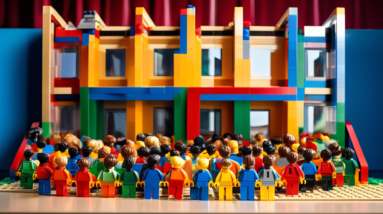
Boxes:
[16,127,360,201]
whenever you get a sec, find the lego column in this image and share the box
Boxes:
[126,101,143,141]
[174,88,187,142]
[286,8,298,87]
[284,101,299,138]
[234,101,250,140]
[297,32,305,134]
[89,100,104,139]
[233,7,244,87]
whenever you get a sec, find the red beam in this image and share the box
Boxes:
[54,78,80,94]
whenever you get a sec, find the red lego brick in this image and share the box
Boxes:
[54,78,80,94]
[55,27,83,38]
[135,15,143,25]
[135,24,144,35]
[195,28,201,37]
[181,9,187,15]
[279,87,297,95]
[95,29,100,39]
[243,21,251,28]
[250,87,280,95]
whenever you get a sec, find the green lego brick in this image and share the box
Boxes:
[336,102,346,147]
[242,101,251,140]
[89,100,97,139]
[368,178,383,185]
[42,122,50,138]
[299,127,304,135]
[97,101,105,139]
[80,87,90,137]
[174,87,187,142]
[234,101,243,136]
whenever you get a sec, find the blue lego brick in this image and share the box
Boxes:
[130,25,135,36]
[288,49,297,67]
[187,4,195,14]
[180,15,187,54]
[54,37,79,43]
[82,33,89,46]
[304,95,330,102]
[243,28,250,40]
[84,29,95,35]
[288,15,297,42]
[298,35,304,42]
[297,87,304,101]
[150,87,165,94]
[174,50,180,54]
[200,94,297,101]
[304,37,326,43]
[54,95,80,101]
[172,87,181,94]
[304,80,327,88]
[288,66,297,87]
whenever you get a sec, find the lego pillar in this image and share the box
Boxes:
[234,101,250,140]
[287,8,298,87]
[174,88,187,142]
[233,7,243,87]
[126,101,143,141]
[89,100,104,139]
[80,87,90,136]
[284,101,299,138]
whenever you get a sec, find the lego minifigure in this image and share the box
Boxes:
[300,148,317,192]
[258,155,281,201]
[52,133,62,144]
[159,136,171,146]
[32,140,47,161]
[67,147,82,177]
[190,146,201,174]
[135,133,146,150]
[117,145,137,163]
[194,136,206,150]
[206,145,219,180]
[96,154,120,198]
[328,142,346,187]
[158,144,171,172]
[36,153,53,195]
[104,135,118,157]
[316,149,336,191]
[252,145,264,172]
[119,156,139,198]
[25,127,43,151]
[141,155,165,199]
[81,136,91,147]
[190,158,213,201]
[297,145,306,165]
[253,133,265,146]
[87,139,104,159]
[222,133,233,146]
[136,146,149,163]
[50,143,70,168]
[90,146,111,177]
[238,156,260,201]
[281,152,305,196]
[139,146,161,180]
[145,136,160,148]
[270,136,283,155]
[72,158,96,197]
[214,158,238,201]
[16,149,37,189]
[283,134,296,150]
[175,142,189,160]
[276,146,290,169]
[234,134,244,148]
[63,134,82,151]
[217,145,241,177]
[165,156,191,200]
[228,140,243,165]
[53,155,73,196]
[262,140,272,156]
[343,147,360,186]
[81,146,94,167]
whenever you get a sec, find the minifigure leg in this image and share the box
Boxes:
[218,186,225,201]
[300,182,307,192]
[152,186,160,199]
[20,175,27,187]
[144,186,153,199]
[260,186,267,201]
[201,187,208,201]
[240,186,248,200]
[322,180,328,191]
[286,183,293,196]
[45,180,51,195]
[190,187,198,200]
[248,187,255,201]
[83,184,90,197]
[328,180,333,190]
[26,177,34,189]
[129,185,136,198]
[38,181,44,195]
[332,177,336,186]
[292,182,299,195]
[344,175,349,186]
[56,184,63,196]
[268,186,275,201]
[349,176,356,186]
[175,186,183,200]
[63,184,69,196]
[226,186,232,200]
[102,185,109,197]
[77,184,84,197]
[108,185,115,197]
[336,174,344,187]
[122,185,129,198]
[168,185,176,197]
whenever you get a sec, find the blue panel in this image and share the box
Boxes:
[54,37,80,43]
[200,94,297,101]
[180,15,187,54]
[304,37,326,43]
[150,87,165,94]
[288,15,297,42]
[297,87,304,101]
[130,25,135,36]
[304,80,327,88]
[82,33,89,46]
[54,95,80,101]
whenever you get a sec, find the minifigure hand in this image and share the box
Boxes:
[71,180,77,186]
[140,181,145,187]
[15,172,21,177]
[89,181,94,188]
[300,177,306,184]
[213,182,219,189]
[332,172,337,179]
[282,180,287,186]
[119,181,123,187]
[255,180,260,188]
[67,179,72,185]
[96,181,101,188]
[208,181,214,188]
[343,172,345,176]
[315,174,322,181]
[32,174,37,180]
[356,168,360,174]
[234,180,240,187]
[114,181,119,187]
[159,181,169,187]
[136,181,141,188]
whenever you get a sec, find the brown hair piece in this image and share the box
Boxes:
[263,155,276,169]
[254,134,266,145]
[283,134,296,147]
[302,148,316,163]
[63,134,82,150]
[278,145,291,158]
[77,158,91,169]
[328,142,342,156]
[320,149,332,161]
[104,135,116,147]
[55,155,68,167]
[218,145,231,158]
[243,156,255,169]
[252,145,263,157]
[120,145,137,158]
[103,154,118,169]
[297,145,306,155]
[270,136,283,146]
[221,158,232,168]
[98,146,111,159]
[286,152,299,164]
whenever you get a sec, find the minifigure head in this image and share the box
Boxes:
[286,152,299,164]
[36,140,46,150]
[123,156,136,171]
[219,145,231,158]
[77,158,91,170]
[234,134,244,145]
[174,142,187,155]
[197,158,209,170]
[88,139,104,153]
[252,145,263,157]
[278,145,291,158]
[264,145,276,155]
[283,134,296,148]
[262,140,272,151]
[52,133,62,144]
[57,143,68,153]
[190,146,201,158]
[212,134,221,144]
[26,127,42,142]
[169,149,179,157]
[98,146,111,159]
[53,144,59,152]
[150,146,161,156]
[146,154,161,169]
[82,136,91,147]
[136,133,146,142]
[160,144,171,156]
[242,146,252,157]
[243,155,255,170]
[193,136,206,150]
[104,135,116,148]
[263,155,276,169]
[254,133,265,146]
[343,147,355,160]
[159,136,171,146]
[212,140,223,151]
[156,133,162,139]
[120,145,137,158]
[63,134,82,151]
[103,154,118,169]
[37,153,49,164]
[55,155,68,167]
[297,145,306,156]
[68,147,80,159]
[270,136,283,154]
[223,133,232,141]
[206,144,216,156]
[221,158,232,169]
[146,136,159,148]
[302,148,316,163]
[320,149,332,162]
[227,140,239,154]
[137,146,150,158]
[114,137,126,152]
[126,139,135,147]
[81,146,92,157]
[328,142,342,157]
[170,156,184,168]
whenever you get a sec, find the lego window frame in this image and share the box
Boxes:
[249,45,277,80]
[250,109,270,137]
[304,43,327,81]
[104,108,127,138]
[201,48,222,77]
[99,45,127,80]
[153,107,175,137]
[304,102,336,135]
[200,109,222,137]
[148,38,179,81]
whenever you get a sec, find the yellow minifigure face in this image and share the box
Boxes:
[197,158,209,170]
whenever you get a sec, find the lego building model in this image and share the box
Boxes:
[4,4,380,202]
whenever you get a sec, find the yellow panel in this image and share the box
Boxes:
[180,54,188,87]
[201,77,215,87]
[234,49,243,59]
[186,60,195,87]
[242,59,251,87]
[194,36,202,87]
[42,8,53,123]
[174,54,180,87]
[53,87,72,94]
[126,101,143,141]
[286,101,298,138]
[187,15,195,48]
[234,59,243,87]
[297,101,304,128]
[305,88,332,95]
[136,7,144,15]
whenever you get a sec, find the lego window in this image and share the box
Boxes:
[305,48,327,78]
[202,49,222,76]
[200,109,221,137]
[105,49,126,77]
[53,48,79,78]
[51,105,80,136]
[104,109,126,138]
[250,110,270,137]
[305,105,336,134]
[250,49,271,77]
[154,49,177,76]
[153,108,174,137]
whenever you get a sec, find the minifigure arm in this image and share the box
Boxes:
[311,162,318,174]
[208,170,213,182]
[273,169,280,181]
[253,169,259,180]
[17,162,23,172]
[180,169,189,182]
[119,171,124,182]
[192,171,199,183]
[134,171,139,182]
[317,163,322,175]
[237,169,244,182]
[230,172,236,183]
[142,170,148,181]
[215,172,222,183]
[156,169,165,181]
[352,160,359,170]
[97,171,103,181]
[296,165,305,178]
[330,162,336,173]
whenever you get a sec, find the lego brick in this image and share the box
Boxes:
[243,40,250,59]
[304,37,326,43]
[234,101,243,137]
[297,87,304,100]
[180,8,187,15]
[54,94,80,101]
[82,33,89,46]
[304,26,326,37]
[53,87,72,95]
[180,15,187,54]
[179,54,188,87]
[173,54,180,87]
[305,88,331,95]
[242,59,251,87]
[80,87,90,136]
[297,101,304,128]
[187,8,194,15]
[304,95,329,101]
[150,87,166,94]
[242,101,251,140]
[54,36,79,43]
[200,94,297,101]
[304,80,327,88]
[89,94,175,101]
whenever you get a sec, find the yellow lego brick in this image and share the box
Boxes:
[305,88,332,94]
[174,54,180,87]
[180,54,188,87]
[187,8,194,15]
[187,48,195,61]
[194,36,202,87]
[234,49,243,59]
[336,7,345,15]
[287,101,297,118]
[242,59,251,87]
[297,101,304,127]
[186,60,195,87]
[53,87,72,94]
[187,15,195,48]
[287,116,299,138]
[136,7,144,15]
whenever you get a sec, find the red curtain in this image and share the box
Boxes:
[1,0,383,29]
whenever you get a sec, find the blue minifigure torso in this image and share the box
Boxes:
[180,153,186,160]
[300,162,317,175]
[67,154,82,177]
[142,168,164,185]
[192,169,212,187]
[42,145,54,154]
[238,168,259,186]
[159,156,167,166]
[229,154,244,166]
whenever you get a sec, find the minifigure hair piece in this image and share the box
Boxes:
[137,146,150,158]
[320,149,332,161]
[37,153,49,164]
[126,139,135,147]
[170,149,179,157]
[82,136,91,146]
[278,145,291,158]
[221,158,232,168]
[262,140,272,150]
[146,154,161,168]
[120,145,137,158]
[57,143,69,153]
[206,144,216,156]
[223,133,232,140]
[286,152,299,164]
[63,134,82,150]
[88,139,104,153]
[170,156,184,168]
[193,136,206,149]
[328,142,342,156]
[270,136,283,145]
[150,146,161,156]
[159,136,171,146]
[283,134,296,147]
[36,140,47,149]
[77,158,91,169]
[242,146,252,156]
[212,134,221,143]
[197,158,209,170]
[103,154,118,169]
[55,155,68,167]
[254,133,266,145]
[252,145,263,157]
[123,156,136,171]
[219,145,231,158]
[174,142,187,154]
[98,146,111,159]
[297,145,306,154]
[243,155,255,169]
[136,133,146,142]
[146,136,159,148]
[68,147,80,159]
[264,145,276,155]
[104,135,116,147]
[263,155,276,169]
[190,146,201,157]
[343,147,355,160]
[81,146,93,157]
[26,127,42,140]
[234,134,244,141]
[160,144,171,156]
[302,148,316,162]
